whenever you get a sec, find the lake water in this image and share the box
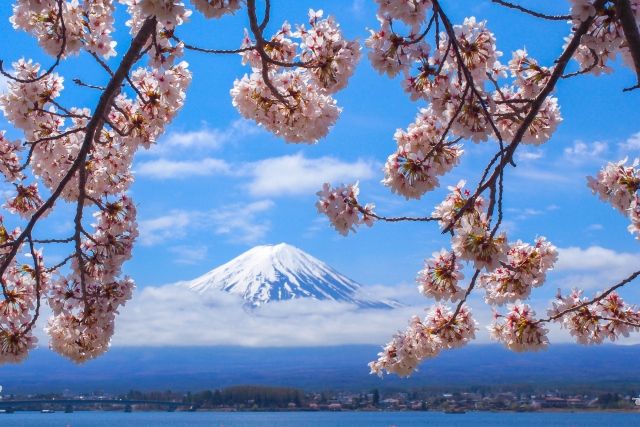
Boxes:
[1,411,639,427]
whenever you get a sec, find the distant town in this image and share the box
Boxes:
[2,385,640,414]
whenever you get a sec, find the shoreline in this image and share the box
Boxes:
[3,408,640,414]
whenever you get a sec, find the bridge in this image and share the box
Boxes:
[0,399,188,412]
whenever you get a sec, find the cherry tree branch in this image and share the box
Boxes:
[540,269,640,323]
[0,17,157,299]
[23,235,43,334]
[432,1,504,144]
[442,0,606,234]
[172,34,256,54]
[491,0,572,21]
[616,0,640,89]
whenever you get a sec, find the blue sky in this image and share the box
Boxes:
[1,1,640,346]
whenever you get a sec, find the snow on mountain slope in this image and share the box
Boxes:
[182,243,398,308]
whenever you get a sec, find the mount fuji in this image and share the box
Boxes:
[181,243,398,309]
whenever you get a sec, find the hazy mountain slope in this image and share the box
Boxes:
[2,345,639,394]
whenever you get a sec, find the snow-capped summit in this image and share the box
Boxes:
[182,243,397,308]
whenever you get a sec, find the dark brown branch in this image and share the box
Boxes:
[89,51,115,77]
[172,34,256,54]
[0,18,157,297]
[73,78,106,91]
[540,269,640,323]
[617,0,640,87]
[23,236,43,334]
[442,0,606,234]
[259,0,271,32]
[45,253,75,273]
[32,237,74,244]
[491,0,571,21]
[432,1,504,144]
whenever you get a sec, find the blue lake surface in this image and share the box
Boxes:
[1,411,639,427]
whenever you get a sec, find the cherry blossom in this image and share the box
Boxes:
[316,183,375,236]
[374,0,433,29]
[587,157,640,213]
[192,0,242,19]
[628,195,640,239]
[451,215,508,271]
[231,9,359,143]
[4,183,43,218]
[0,131,23,182]
[297,10,361,94]
[369,304,476,377]
[490,303,549,351]
[432,180,484,230]
[417,249,464,302]
[549,290,640,345]
[383,108,464,199]
[365,17,427,77]
[480,238,558,305]
[231,70,341,143]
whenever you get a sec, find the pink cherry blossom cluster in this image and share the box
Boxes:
[569,0,640,75]
[360,179,559,374]
[11,0,117,58]
[0,1,196,364]
[480,238,558,305]
[382,108,464,199]
[0,57,191,203]
[315,0,640,378]
[375,0,433,30]
[369,304,476,377]
[46,196,137,362]
[549,289,640,344]
[490,303,549,352]
[587,158,640,238]
[121,0,189,69]
[588,158,640,212]
[0,249,48,364]
[366,8,562,204]
[315,183,375,236]
[231,9,360,143]
[192,0,242,19]
[417,249,464,302]
[431,181,509,272]
[0,131,23,183]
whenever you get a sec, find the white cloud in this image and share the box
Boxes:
[168,245,208,265]
[563,140,608,163]
[139,210,193,246]
[208,200,274,244]
[135,157,231,179]
[506,207,544,220]
[556,246,640,273]
[619,132,640,151]
[517,150,544,161]
[138,200,274,246]
[147,120,261,155]
[553,246,640,290]
[114,284,423,346]
[112,283,584,347]
[247,153,376,197]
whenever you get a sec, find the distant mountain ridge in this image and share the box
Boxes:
[181,243,397,308]
[2,345,640,394]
